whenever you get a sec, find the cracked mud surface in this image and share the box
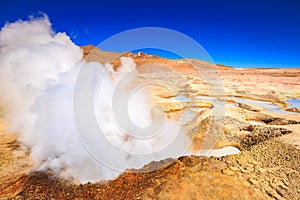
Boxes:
[1,131,299,199]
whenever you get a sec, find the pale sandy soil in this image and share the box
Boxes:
[0,46,299,199]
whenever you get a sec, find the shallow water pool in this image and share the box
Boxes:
[286,98,300,109]
[199,146,240,157]
[231,97,280,110]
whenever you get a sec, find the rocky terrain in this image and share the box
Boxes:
[0,45,300,199]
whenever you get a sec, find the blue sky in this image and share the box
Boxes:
[1,0,300,68]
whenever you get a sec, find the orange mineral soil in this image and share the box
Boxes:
[1,45,299,199]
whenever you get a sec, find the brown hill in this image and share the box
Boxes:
[80,45,231,72]
[80,45,121,63]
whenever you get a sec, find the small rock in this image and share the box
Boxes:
[285,107,300,113]
[222,169,235,176]
[248,178,259,185]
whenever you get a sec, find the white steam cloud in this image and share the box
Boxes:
[0,16,189,183]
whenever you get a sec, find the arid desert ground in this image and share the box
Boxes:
[1,45,300,199]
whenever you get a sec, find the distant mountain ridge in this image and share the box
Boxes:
[80,45,232,71]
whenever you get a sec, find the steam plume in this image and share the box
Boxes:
[0,16,186,183]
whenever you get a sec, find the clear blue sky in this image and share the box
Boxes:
[1,0,300,68]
